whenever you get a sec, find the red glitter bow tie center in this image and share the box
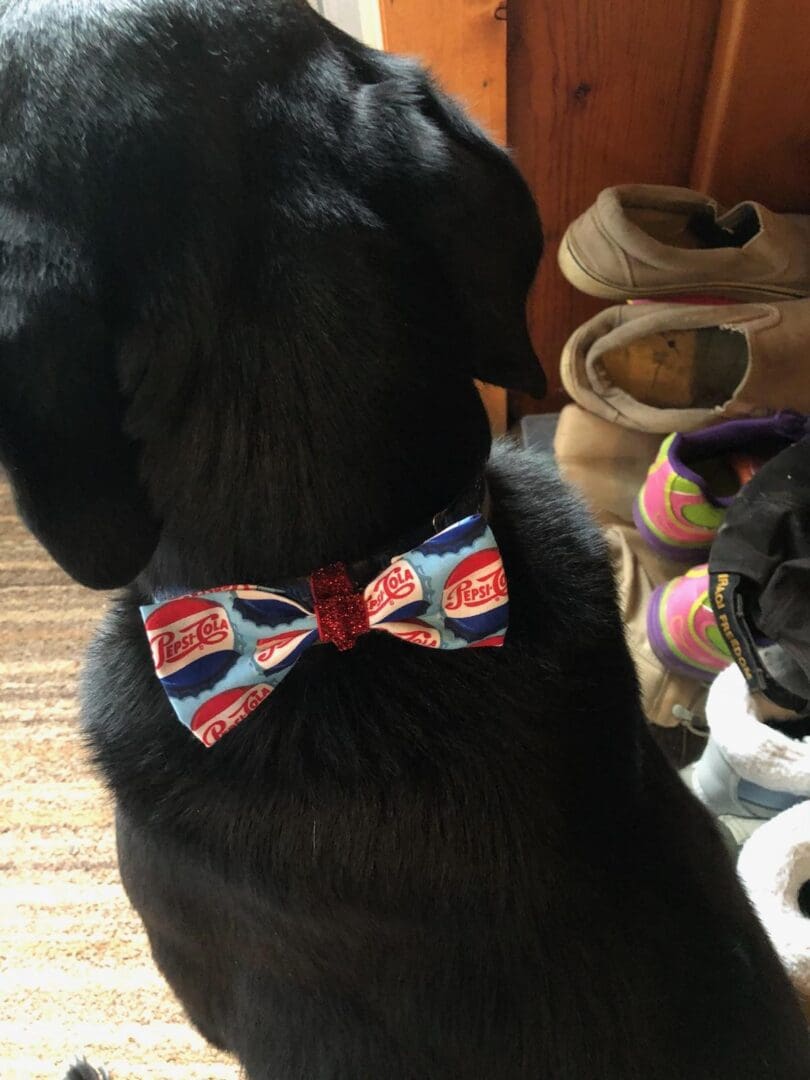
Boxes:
[310,563,370,652]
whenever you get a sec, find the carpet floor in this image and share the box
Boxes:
[0,480,238,1079]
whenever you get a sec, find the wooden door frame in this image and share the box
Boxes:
[380,1,508,144]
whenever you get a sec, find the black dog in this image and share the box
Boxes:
[1,2,808,1077]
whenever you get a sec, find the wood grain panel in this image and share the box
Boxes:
[508,0,721,413]
[380,0,508,144]
[691,0,810,211]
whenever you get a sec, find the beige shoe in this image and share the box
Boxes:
[561,298,810,433]
[605,521,709,743]
[559,185,810,302]
[552,407,709,748]
[552,404,662,524]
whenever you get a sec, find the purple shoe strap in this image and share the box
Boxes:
[668,411,810,507]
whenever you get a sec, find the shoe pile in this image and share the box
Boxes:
[560,184,810,434]
[556,184,810,704]
[556,185,810,1013]
[638,412,807,684]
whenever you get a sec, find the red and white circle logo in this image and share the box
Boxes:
[366,558,426,624]
[441,549,508,642]
[145,597,237,692]
[191,684,272,747]
[442,550,508,617]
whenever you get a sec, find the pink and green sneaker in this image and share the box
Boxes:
[647,565,731,682]
[633,412,808,562]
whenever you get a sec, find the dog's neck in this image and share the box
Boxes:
[134,352,492,598]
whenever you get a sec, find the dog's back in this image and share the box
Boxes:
[0,2,808,1077]
[83,445,809,1078]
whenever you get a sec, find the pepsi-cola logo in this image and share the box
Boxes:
[383,620,442,649]
[442,549,508,617]
[145,597,235,680]
[254,628,318,673]
[366,559,426,623]
[191,684,272,747]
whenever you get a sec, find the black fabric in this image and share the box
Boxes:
[709,436,810,709]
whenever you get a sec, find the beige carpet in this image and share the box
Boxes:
[0,480,238,1079]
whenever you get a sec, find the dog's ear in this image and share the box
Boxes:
[0,214,160,590]
[377,71,546,399]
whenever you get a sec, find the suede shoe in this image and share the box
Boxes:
[559,185,810,302]
[560,298,810,433]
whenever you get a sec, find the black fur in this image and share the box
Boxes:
[64,1062,109,1080]
[1,2,807,1077]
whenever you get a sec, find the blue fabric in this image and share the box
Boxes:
[737,779,807,813]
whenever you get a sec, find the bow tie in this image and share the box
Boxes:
[141,514,509,746]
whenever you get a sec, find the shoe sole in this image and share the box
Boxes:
[557,230,808,303]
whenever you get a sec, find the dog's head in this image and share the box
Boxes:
[0,0,543,590]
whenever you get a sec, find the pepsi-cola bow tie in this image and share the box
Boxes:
[141,514,508,747]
